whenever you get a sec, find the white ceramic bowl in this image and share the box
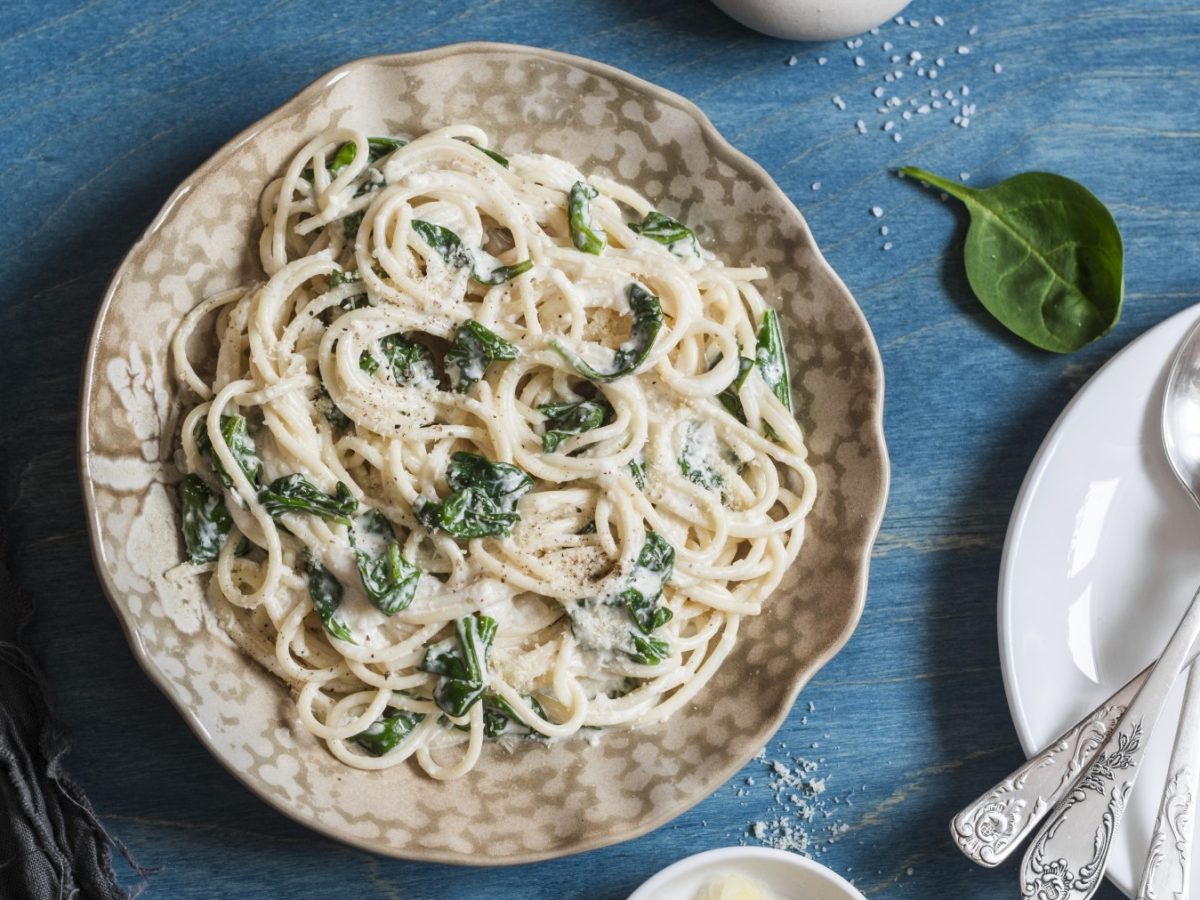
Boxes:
[627,847,867,900]
[711,0,913,41]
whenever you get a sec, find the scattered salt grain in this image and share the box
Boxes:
[909,50,922,62]
[895,15,905,24]
[959,172,970,181]
[906,867,915,876]
[811,181,822,190]
[883,242,893,250]
[882,121,894,132]
[961,85,970,95]
[969,24,979,35]
[917,104,930,114]
[891,54,902,63]
[818,56,828,65]
[880,225,889,236]
[855,120,867,134]
[832,95,846,110]
[873,86,885,98]
[855,56,865,67]
[882,41,893,51]
[893,133,902,142]
[957,45,971,55]
[909,18,919,27]
[928,68,939,79]
[932,100,942,108]
[901,110,913,120]
[787,55,798,66]
[936,57,946,67]
[933,14,944,25]
[994,63,1004,73]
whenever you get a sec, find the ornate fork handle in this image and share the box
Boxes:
[1137,663,1200,900]
[951,669,1145,867]
[1019,584,1200,900]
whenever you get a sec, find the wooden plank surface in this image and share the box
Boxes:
[3,0,1198,896]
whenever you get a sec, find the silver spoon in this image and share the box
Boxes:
[1018,317,1200,900]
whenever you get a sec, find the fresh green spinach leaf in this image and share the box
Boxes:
[552,283,663,382]
[329,268,368,310]
[259,475,358,525]
[179,473,233,564]
[305,554,355,643]
[538,397,612,453]
[568,181,606,255]
[630,210,699,257]
[619,532,675,634]
[350,509,420,615]
[414,452,533,540]
[352,709,424,756]
[420,614,497,717]
[444,320,520,393]
[899,167,1124,353]
[629,456,647,490]
[194,415,262,489]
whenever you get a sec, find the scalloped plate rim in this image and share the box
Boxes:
[77,42,889,865]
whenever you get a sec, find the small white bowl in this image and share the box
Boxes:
[627,847,867,900]
[711,0,913,41]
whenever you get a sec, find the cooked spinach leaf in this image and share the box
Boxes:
[350,509,420,615]
[717,355,754,424]
[568,532,675,665]
[412,219,473,268]
[899,167,1124,353]
[620,532,675,635]
[315,385,351,430]
[359,334,435,385]
[474,259,533,286]
[630,210,699,257]
[352,709,424,756]
[327,136,407,175]
[568,181,606,255]
[420,614,497,717]
[629,456,647,490]
[259,475,358,525]
[194,415,262,489]
[444,320,520,393]
[551,283,663,383]
[342,210,365,241]
[538,397,612,453]
[755,309,792,413]
[471,143,509,168]
[329,268,368,310]
[414,452,534,540]
[678,422,726,493]
[179,473,233,564]
[305,554,355,644]
[412,219,531,285]
[482,692,546,738]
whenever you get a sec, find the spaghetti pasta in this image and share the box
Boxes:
[171,123,816,779]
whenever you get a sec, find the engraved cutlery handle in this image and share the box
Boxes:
[950,669,1145,867]
[1020,585,1200,900]
[1137,664,1200,900]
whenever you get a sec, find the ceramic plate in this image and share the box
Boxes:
[626,846,867,900]
[79,43,888,864]
[1000,304,1200,896]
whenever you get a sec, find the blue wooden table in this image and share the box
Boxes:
[3,0,1197,896]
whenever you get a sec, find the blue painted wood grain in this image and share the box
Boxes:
[3,0,1198,896]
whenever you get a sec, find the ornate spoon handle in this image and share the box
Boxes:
[951,671,1144,867]
[1020,584,1200,900]
[1137,663,1200,900]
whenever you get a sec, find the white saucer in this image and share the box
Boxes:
[626,847,866,900]
[1000,304,1200,897]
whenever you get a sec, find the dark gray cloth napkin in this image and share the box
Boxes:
[0,521,145,899]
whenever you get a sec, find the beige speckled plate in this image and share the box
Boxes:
[79,43,888,864]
